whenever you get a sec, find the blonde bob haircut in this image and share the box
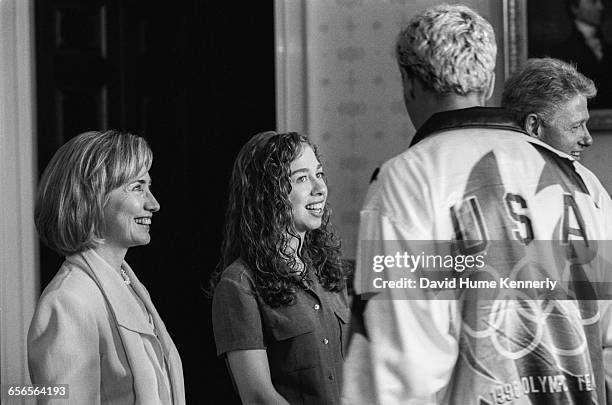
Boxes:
[35,130,153,256]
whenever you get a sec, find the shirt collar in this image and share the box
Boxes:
[410,107,527,147]
[575,19,599,39]
[409,106,578,163]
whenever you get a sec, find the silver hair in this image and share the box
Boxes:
[502,58,596,124]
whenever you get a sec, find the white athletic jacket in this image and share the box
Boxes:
[343,108,612,405]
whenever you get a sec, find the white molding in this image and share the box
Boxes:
[274,0,307,133]
[0,0,38,393]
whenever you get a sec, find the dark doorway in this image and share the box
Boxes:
[34,0,276,402]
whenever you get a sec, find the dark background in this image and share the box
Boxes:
[527,0,612,109]
[527,0,612,48]
[35,0,275,402]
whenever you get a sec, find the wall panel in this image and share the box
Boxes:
[277,0,503,258]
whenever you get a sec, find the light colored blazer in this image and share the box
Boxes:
[28,249,185,405]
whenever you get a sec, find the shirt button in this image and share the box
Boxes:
[313,304,320,310]
[323,338,329,345]
[328,374,334,381]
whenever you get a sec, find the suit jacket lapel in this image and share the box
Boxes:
[121,261,170,352]
[69,250,155,336]
[122,261,185,403]
[66,250,184,404]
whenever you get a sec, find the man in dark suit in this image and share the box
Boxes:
[554,0,612,108]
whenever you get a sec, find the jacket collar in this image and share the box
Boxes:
[66,250,183,403]
[410,107,528,147]
[66,249,157,337]
[410,106,582,162]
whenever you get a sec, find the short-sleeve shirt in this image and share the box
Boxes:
[212,259,349,405]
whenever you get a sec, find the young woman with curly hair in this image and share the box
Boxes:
[211,131,349,404]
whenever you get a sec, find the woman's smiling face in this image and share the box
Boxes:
[288,144,327,239]
[102,171,160,250]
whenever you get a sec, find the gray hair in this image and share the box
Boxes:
[395,4,497,95]
[35,130,153,256]
[502,58,596,124]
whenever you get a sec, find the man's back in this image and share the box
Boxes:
[345,114,612,404]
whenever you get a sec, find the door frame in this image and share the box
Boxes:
[0,0,38,389]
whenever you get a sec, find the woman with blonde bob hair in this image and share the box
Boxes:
[28,130,185,404]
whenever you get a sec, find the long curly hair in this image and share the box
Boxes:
[210,131,346,307]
